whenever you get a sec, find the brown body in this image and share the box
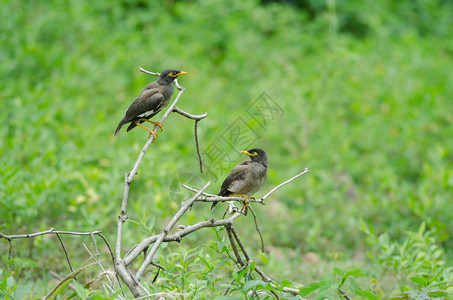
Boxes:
[114,69,187,137]
[212,148,269,210]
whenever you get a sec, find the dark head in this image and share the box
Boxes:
[240,148,269,168]
[158,69,188,84]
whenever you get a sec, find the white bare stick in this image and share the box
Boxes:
[135,182,211,280]
[123,212,242,266]
[259,168,310,201]
[173,107,207,120]
[0,228,102,239]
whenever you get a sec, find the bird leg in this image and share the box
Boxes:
[229,194,249,216]
[139,119,164,132]
[134,120,158,142]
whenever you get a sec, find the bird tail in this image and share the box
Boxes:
[211,192,224,210]
[114,123,123,137]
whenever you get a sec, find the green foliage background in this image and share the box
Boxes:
[1,0,453,298]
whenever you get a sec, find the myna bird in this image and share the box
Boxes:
[114,69,187,139]
[211,148,269,213]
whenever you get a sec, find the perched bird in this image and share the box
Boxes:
[114,69,187,140]
[212,148,269,214]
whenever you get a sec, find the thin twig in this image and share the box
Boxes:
[260,168,310,202]
[83,243,114,291]
[55,233,79,283]
[194,120,203,173]
[0,228,125,296]
[172,106,207,120]
[183,169,310,207]
[91,232,100,261]
[170,107,207,173]
[222,263,250,296]
[7,238,12,260]
[136,182,211,280]
[225,225,244,266]
[114,68,200,297]
[248,206,264,253]
[97,232,125,298]
[182,185,216,196]
[124,212,242,265]
[170,106,207,174]
[229,225,251,262]
[0,228,103,239]
[339,288,352,300]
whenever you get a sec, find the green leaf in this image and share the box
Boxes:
[73,281,87,299]
[234,266,249,283]
[148,216,155,230]
[243,280,268,291]
[249,261,255,273]
[429,290,449,297]
[11,282,33,299]
[428,267,444,285]
[6,275,15,289]
[409,276,428,287]
[299,282,320,297]
[417,222,426,236]
[355,289,379,300]
[281,279,292,288]
[345,268,364,278]
[216,241,226,252]
[349,278,360,293]
[428,281,451,288]
[333,267,346,276]
[45,261,98,300]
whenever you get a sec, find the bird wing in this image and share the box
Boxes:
[125,90,164,121]
[124,90,165,132]
[218,161,251,196]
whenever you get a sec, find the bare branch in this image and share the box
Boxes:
[194,120,203,173]
[115,67,208,296]
[182,184,216,196]
[136,182,211,280]
[172,107,207,121]
[170,107,207,173]
[183,169,310,208]
[83,243,114,292]
[225,225,244,266]
[55,232,79,284]
[0,228,102,240]
[223,262,249,296]
[229,225,252,262]
[7,238,12,260]
[340,288,352,300]
[259,168,310,202]
[124,212,242,265]
[248,206,264,253]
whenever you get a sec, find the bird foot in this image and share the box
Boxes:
[140,119,163,132]
[148,130,158,142]
[231,194,249,216]
[135,120,158,142]
[153,121,164,132]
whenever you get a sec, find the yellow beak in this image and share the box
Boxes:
[240,151,257,157]
[176,71,188,76]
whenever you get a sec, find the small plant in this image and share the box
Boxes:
[361,221,453,298]
[299,267,380,299]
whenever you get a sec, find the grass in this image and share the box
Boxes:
[1,0,453,298]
